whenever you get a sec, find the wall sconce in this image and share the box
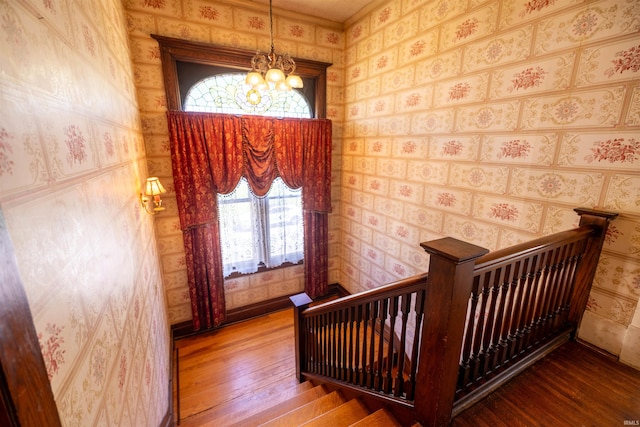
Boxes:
[140,177,166,215]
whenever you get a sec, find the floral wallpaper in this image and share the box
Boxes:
[0,0,170,425]
[124,0,640,371]
[339,0,640,369]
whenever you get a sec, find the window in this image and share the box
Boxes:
[218,177,304,276]
[184,72,312,276]
[184,74,312,118]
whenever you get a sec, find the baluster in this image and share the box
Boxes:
[514,254,539,355]
[470,272,491,382]
[307,316,313,373]
[375,298,389,391]
[324,312,330,376]
[489,264,511,370]
[459,275,481,391]
[316,315,322,374]
[339,307,347,381]
[496,262,518,367]
[324,312,329,377]
[328,311,333,376]
[509,255,535,359]
[540,244,568,339]
[520,252,547,352]
[364,301,376,389]
[331,311,339,378]
[394,292,412,397]
[311,315,318,374]
[347,305,355,384]
[530,248,555,347]
[481,268,503,376]
[557,242,585,327]
[384,296,399,394]
[316,314,323,374]
[563,242,585,322]
[407,288,425,401]
[354,304,362,386]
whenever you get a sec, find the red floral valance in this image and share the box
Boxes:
[168,111,332,229]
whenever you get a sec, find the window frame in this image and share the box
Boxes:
[152,34,331,118]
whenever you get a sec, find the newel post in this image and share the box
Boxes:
[415,237,489,426]
[568,208,618,331]
[290,292,313,381]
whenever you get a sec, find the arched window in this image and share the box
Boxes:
[156,36,332,327]
[184,73,312,118]
[183,73,311,276]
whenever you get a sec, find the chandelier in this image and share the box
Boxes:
[245,0,303,93]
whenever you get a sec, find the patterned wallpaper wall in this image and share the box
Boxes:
[339,0,640,368]
[124,0,640,370]
[0,0,170,425]
[123,0,346,323]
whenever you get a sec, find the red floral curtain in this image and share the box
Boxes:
[167,111,332,331]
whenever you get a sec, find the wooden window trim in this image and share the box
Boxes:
[152,35,332,118]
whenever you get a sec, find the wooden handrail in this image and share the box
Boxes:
[300,273,428,315]
[291,208,617,426]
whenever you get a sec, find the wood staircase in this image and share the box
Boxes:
[228,381,404,427]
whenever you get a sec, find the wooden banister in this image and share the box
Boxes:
[300,273,428,315]
[291,208,617,426]
[415,238,489,426]
[291,293,313,381]
[568,208,618,328]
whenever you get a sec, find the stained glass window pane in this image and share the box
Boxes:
[184,73,311,118]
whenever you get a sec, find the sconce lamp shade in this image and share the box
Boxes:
[145,177,166,196]
[141,177,166,215]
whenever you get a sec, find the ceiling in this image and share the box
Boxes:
[250,0,378,24]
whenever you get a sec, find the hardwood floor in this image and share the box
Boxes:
[173,308,640,426]
[174,309,301,426]
[452,340,640,427]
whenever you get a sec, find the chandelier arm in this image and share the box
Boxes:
[245,0,302,90]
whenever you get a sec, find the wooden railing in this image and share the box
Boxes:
[291,208,617,426]
[291,275,428,406]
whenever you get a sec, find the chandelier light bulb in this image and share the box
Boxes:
[285,74,303,89]
[265,67,285,84]
[246,71,266,87]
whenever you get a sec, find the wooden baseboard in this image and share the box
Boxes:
[171,283,349,340]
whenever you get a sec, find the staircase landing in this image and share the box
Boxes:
[173,309,404,426]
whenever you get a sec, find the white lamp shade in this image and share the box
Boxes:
[246,71,266,87]
[285,74,303,88]
[275,80,291,91]
[265,67,285,83]
[145,177,166,196]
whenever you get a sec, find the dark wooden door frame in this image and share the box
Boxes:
[0,207,61,426]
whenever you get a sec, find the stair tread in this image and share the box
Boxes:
[178,380,314,426]
[258,391,346,427]
[300,398,370,427]
[350,408,403,427]
[231,384,328,426]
